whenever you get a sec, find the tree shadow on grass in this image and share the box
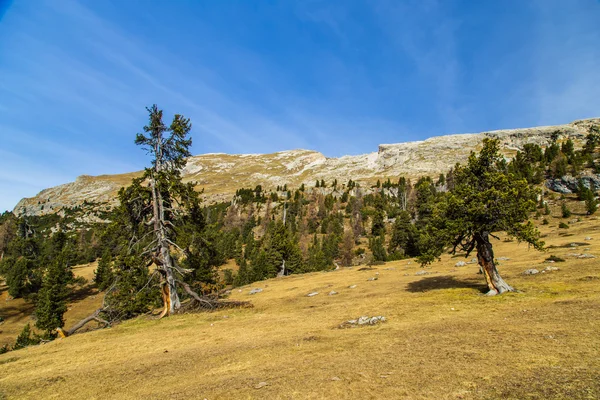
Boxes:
[406,275,487,293]
[68,284,98,304]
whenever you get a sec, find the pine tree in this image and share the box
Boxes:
[369,236,387,262]
[35,252,72,336]
[13,323,40,350]
[94,250,113,291]
[420,139,543,295]
[561,202,571,218]
[340,230,354,267]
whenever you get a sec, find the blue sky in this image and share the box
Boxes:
[1,0,600,212]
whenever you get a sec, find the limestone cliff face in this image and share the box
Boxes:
[13,118,600,216]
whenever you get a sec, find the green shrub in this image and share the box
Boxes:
[223,269,234,285]
[13,323,41,350]
[542,218,549,225]
[545,255,565,262]
[561,203,571,218]
[558,222,569,229]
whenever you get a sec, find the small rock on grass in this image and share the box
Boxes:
[340,315,386,328]
[307,292,319,297]
[367,277,378,281]
[249,288,263,295]
[415,270,428,276]
[331,377,341,381]
[328,291,338,296]
[523,269,539,275]
[348,285,357,289]
[255,382,268,389]
[455,261,466,267]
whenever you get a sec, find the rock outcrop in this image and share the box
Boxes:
[545,175,600,194]
[13,118,600,216]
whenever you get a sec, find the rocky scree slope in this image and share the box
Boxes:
[14,118,599,216]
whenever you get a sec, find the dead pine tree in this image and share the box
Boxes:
[133,104,195,316]
[132,105,250,316]
[60,106,249,336]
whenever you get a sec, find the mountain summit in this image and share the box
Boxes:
[14,118,599,216]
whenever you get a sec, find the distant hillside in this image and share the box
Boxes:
[14,118,600,216]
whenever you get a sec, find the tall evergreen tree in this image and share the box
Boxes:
[94,249,113,291]
[420,139,543,295]
[35,251,72,336]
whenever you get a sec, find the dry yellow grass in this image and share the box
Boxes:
[1,211,599,399]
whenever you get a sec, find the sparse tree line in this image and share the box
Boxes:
[1,106,598,353]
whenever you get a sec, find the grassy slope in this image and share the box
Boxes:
[1,209,600,399]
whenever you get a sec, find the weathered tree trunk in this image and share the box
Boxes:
[475,232,514,295]
[151,167,181,317]
[161,245,181,314]
[57,308,111,337]
[277,259,286,277]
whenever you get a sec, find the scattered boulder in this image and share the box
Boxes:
[546,175,600,194]
[331,377,341,381]
[307,292,319,297]
[328,291,338,296]
[348,285,357,289]
[367,277,378,281]
[497,257,510,261]
[523,269,540,275]
[455,261,467,267]
[415,270,429,276]
[543,266,560,272]
[340,315,386,328]
[585,237,593,241]
[567,253,596,259]
[249,288,263,295]
[255,382,268,389]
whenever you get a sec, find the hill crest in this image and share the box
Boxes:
[14,118,600,216]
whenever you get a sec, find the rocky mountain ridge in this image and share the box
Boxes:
[14,118,600,216]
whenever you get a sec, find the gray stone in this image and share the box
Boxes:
[497,257,510,261]
[367,277,378,281]
[455,261,467,267]
[340,315,386,328]
[249,288,263,295]
[567,253,596,259]
[544,266,559,272]
[546,175,600,194]
[328,291,338,296]
[255,382,268,389]
[523,269,540,275]
[415,270,429,276]
[585,237,593,241]
[307,292,319,297]
[348,285,357,289]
